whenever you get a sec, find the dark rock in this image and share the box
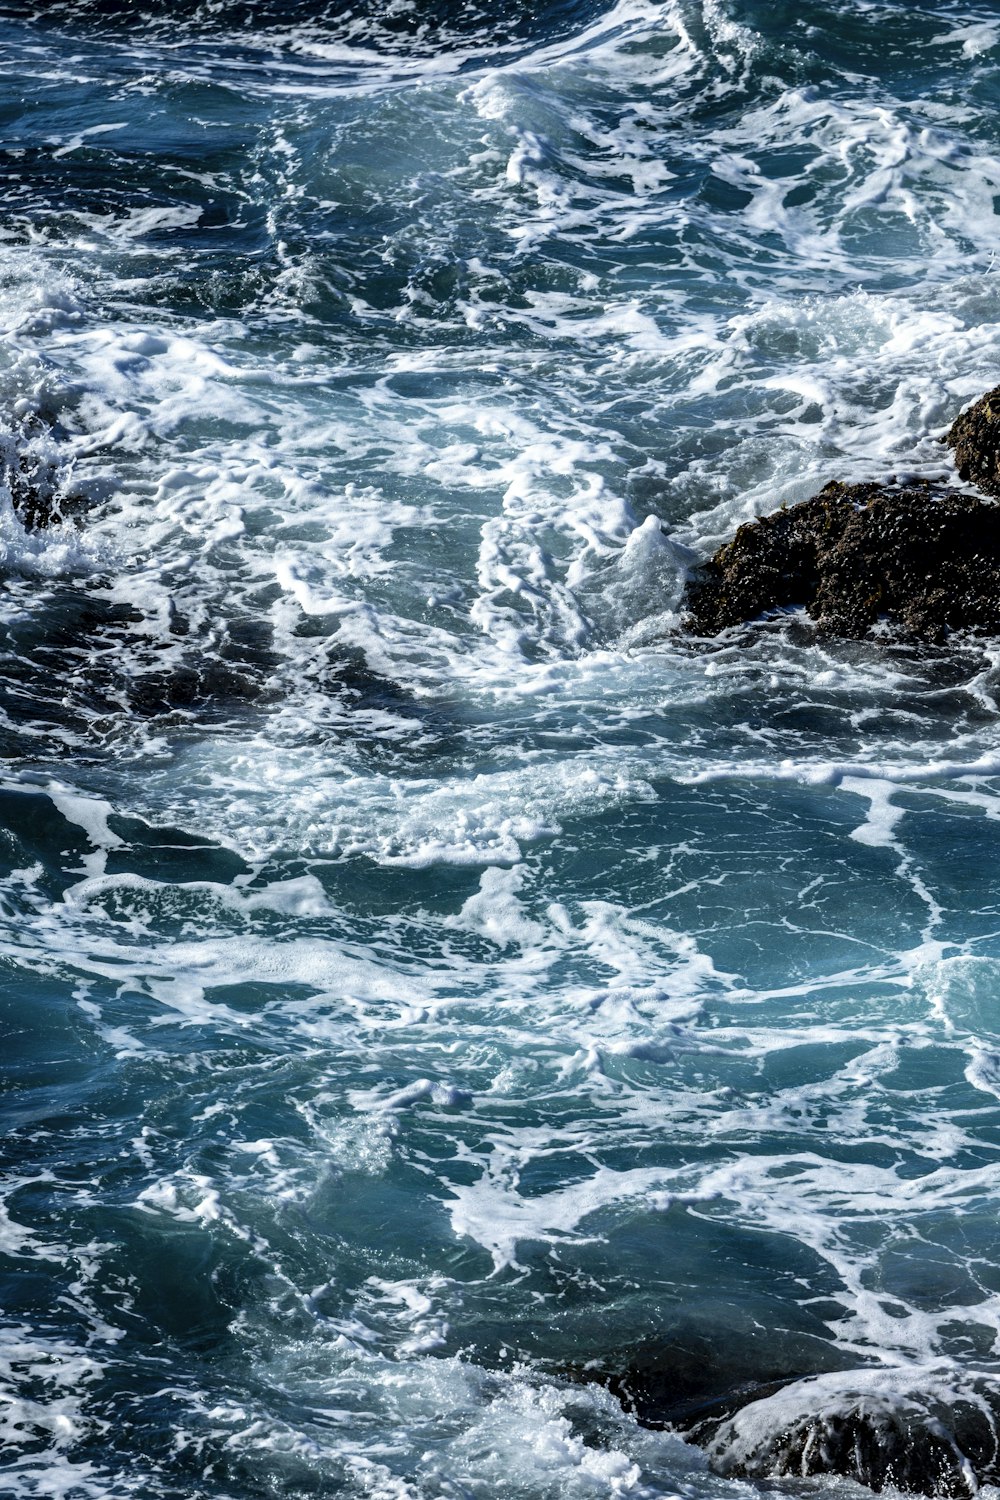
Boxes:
[694,1368,1000,1496]
[0,423,75,530]
[570,1336,1000,1494]
[684,480,1000,642]
[945,385,1000,497]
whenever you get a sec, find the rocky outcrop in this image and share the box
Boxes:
[575,1340,1000,1494]
[683,480,1000,642]
[945,385,1000,497]
[694,1367,1000,1497]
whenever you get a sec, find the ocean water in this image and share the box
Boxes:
[4,0,1000,1495]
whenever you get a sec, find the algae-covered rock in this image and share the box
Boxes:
[945,385,1000,497]
[684,481,1000,642]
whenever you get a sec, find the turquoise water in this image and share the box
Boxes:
[5,1,1000,1495]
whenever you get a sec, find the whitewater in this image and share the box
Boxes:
[4,0,1000,1494]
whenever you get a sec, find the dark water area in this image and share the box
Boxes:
[4,0,1000,1496]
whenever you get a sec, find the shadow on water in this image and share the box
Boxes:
[0,583,278,748]
[0,583,469,775]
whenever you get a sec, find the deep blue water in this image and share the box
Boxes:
[4,1,1000,1496]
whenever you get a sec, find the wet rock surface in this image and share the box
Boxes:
[577,1344,1000,1494]
[1,419,79,530]
[683,480,1000,642]
[945,384,1000,497]
[694,1368,1000,1497]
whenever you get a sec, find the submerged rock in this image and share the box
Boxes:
[694,1367,1000,1496]
[683,480,1000,641]
[578,1342,1000,1494]
[1,422,75,530]
[945,385,1000,497]
[568,1315,853,1431]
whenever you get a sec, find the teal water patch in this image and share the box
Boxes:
[6,740,1000,1494]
